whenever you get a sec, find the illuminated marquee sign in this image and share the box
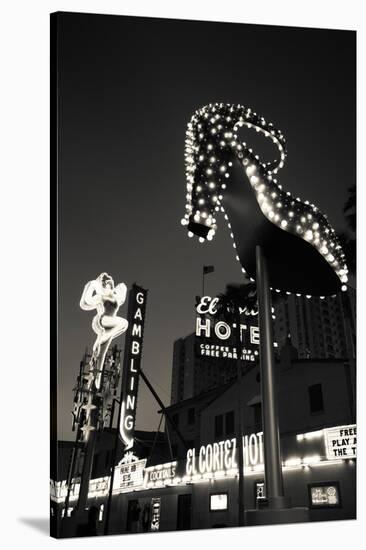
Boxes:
[88,477,109,497]
[144,462,177,486]
[113,454,147,492]
[195,296,260,362]
[119,284,148,450]
[186,432,264,476]
[324,424,357,460]
[50,476,109,503]
[50,480,75,503]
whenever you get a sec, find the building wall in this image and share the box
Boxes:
[277,359,355,433]
[191,478,238,528]
[171,334,196,403]
[165,385,233,459]
[170,320,259,405]
[197,359,355,444]
[171,338,186,404]
[273,290,356,360]
[199,377,256,446]
[283,460,356,521]
[106,459,356,534]
[109,485,193,534]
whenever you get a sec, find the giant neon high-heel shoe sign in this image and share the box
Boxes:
[182,103,349,522]
[181,103,348,296]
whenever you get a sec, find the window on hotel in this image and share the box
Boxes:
[215,414,224,438]
[225,411,235,435]
[253,403,262,426]
[308,383,324,414]
[187,407,195,425]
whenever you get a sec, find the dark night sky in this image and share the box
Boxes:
[57,12,355,441]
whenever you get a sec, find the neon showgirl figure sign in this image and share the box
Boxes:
[80,272,128,389]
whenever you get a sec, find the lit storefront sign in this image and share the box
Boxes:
[113,453,147,493]
[324,424,357,460]
[144,462,177,487]
[309,482,341,508]
[50,480,76,504]
[50,476,109,503]
[255,481,266,503]
[210,493,228,511]
[150,497,161,531]
[119,285,148,450]
[88,477,110,498]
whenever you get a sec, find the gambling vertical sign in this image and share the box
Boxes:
[119,284,148,450]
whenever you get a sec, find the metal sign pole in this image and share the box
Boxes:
[255,245,288,508]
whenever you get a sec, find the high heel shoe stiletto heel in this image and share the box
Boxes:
[181,103,348,297]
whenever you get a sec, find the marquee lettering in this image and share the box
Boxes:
[196,317,210,337]
[186,433,264,476]
[196,296,219,315]
[187,438,238,476]
[324,424,357,460]
[135,308,142,320]
[196,318,259,346]
[132,324,142,338]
